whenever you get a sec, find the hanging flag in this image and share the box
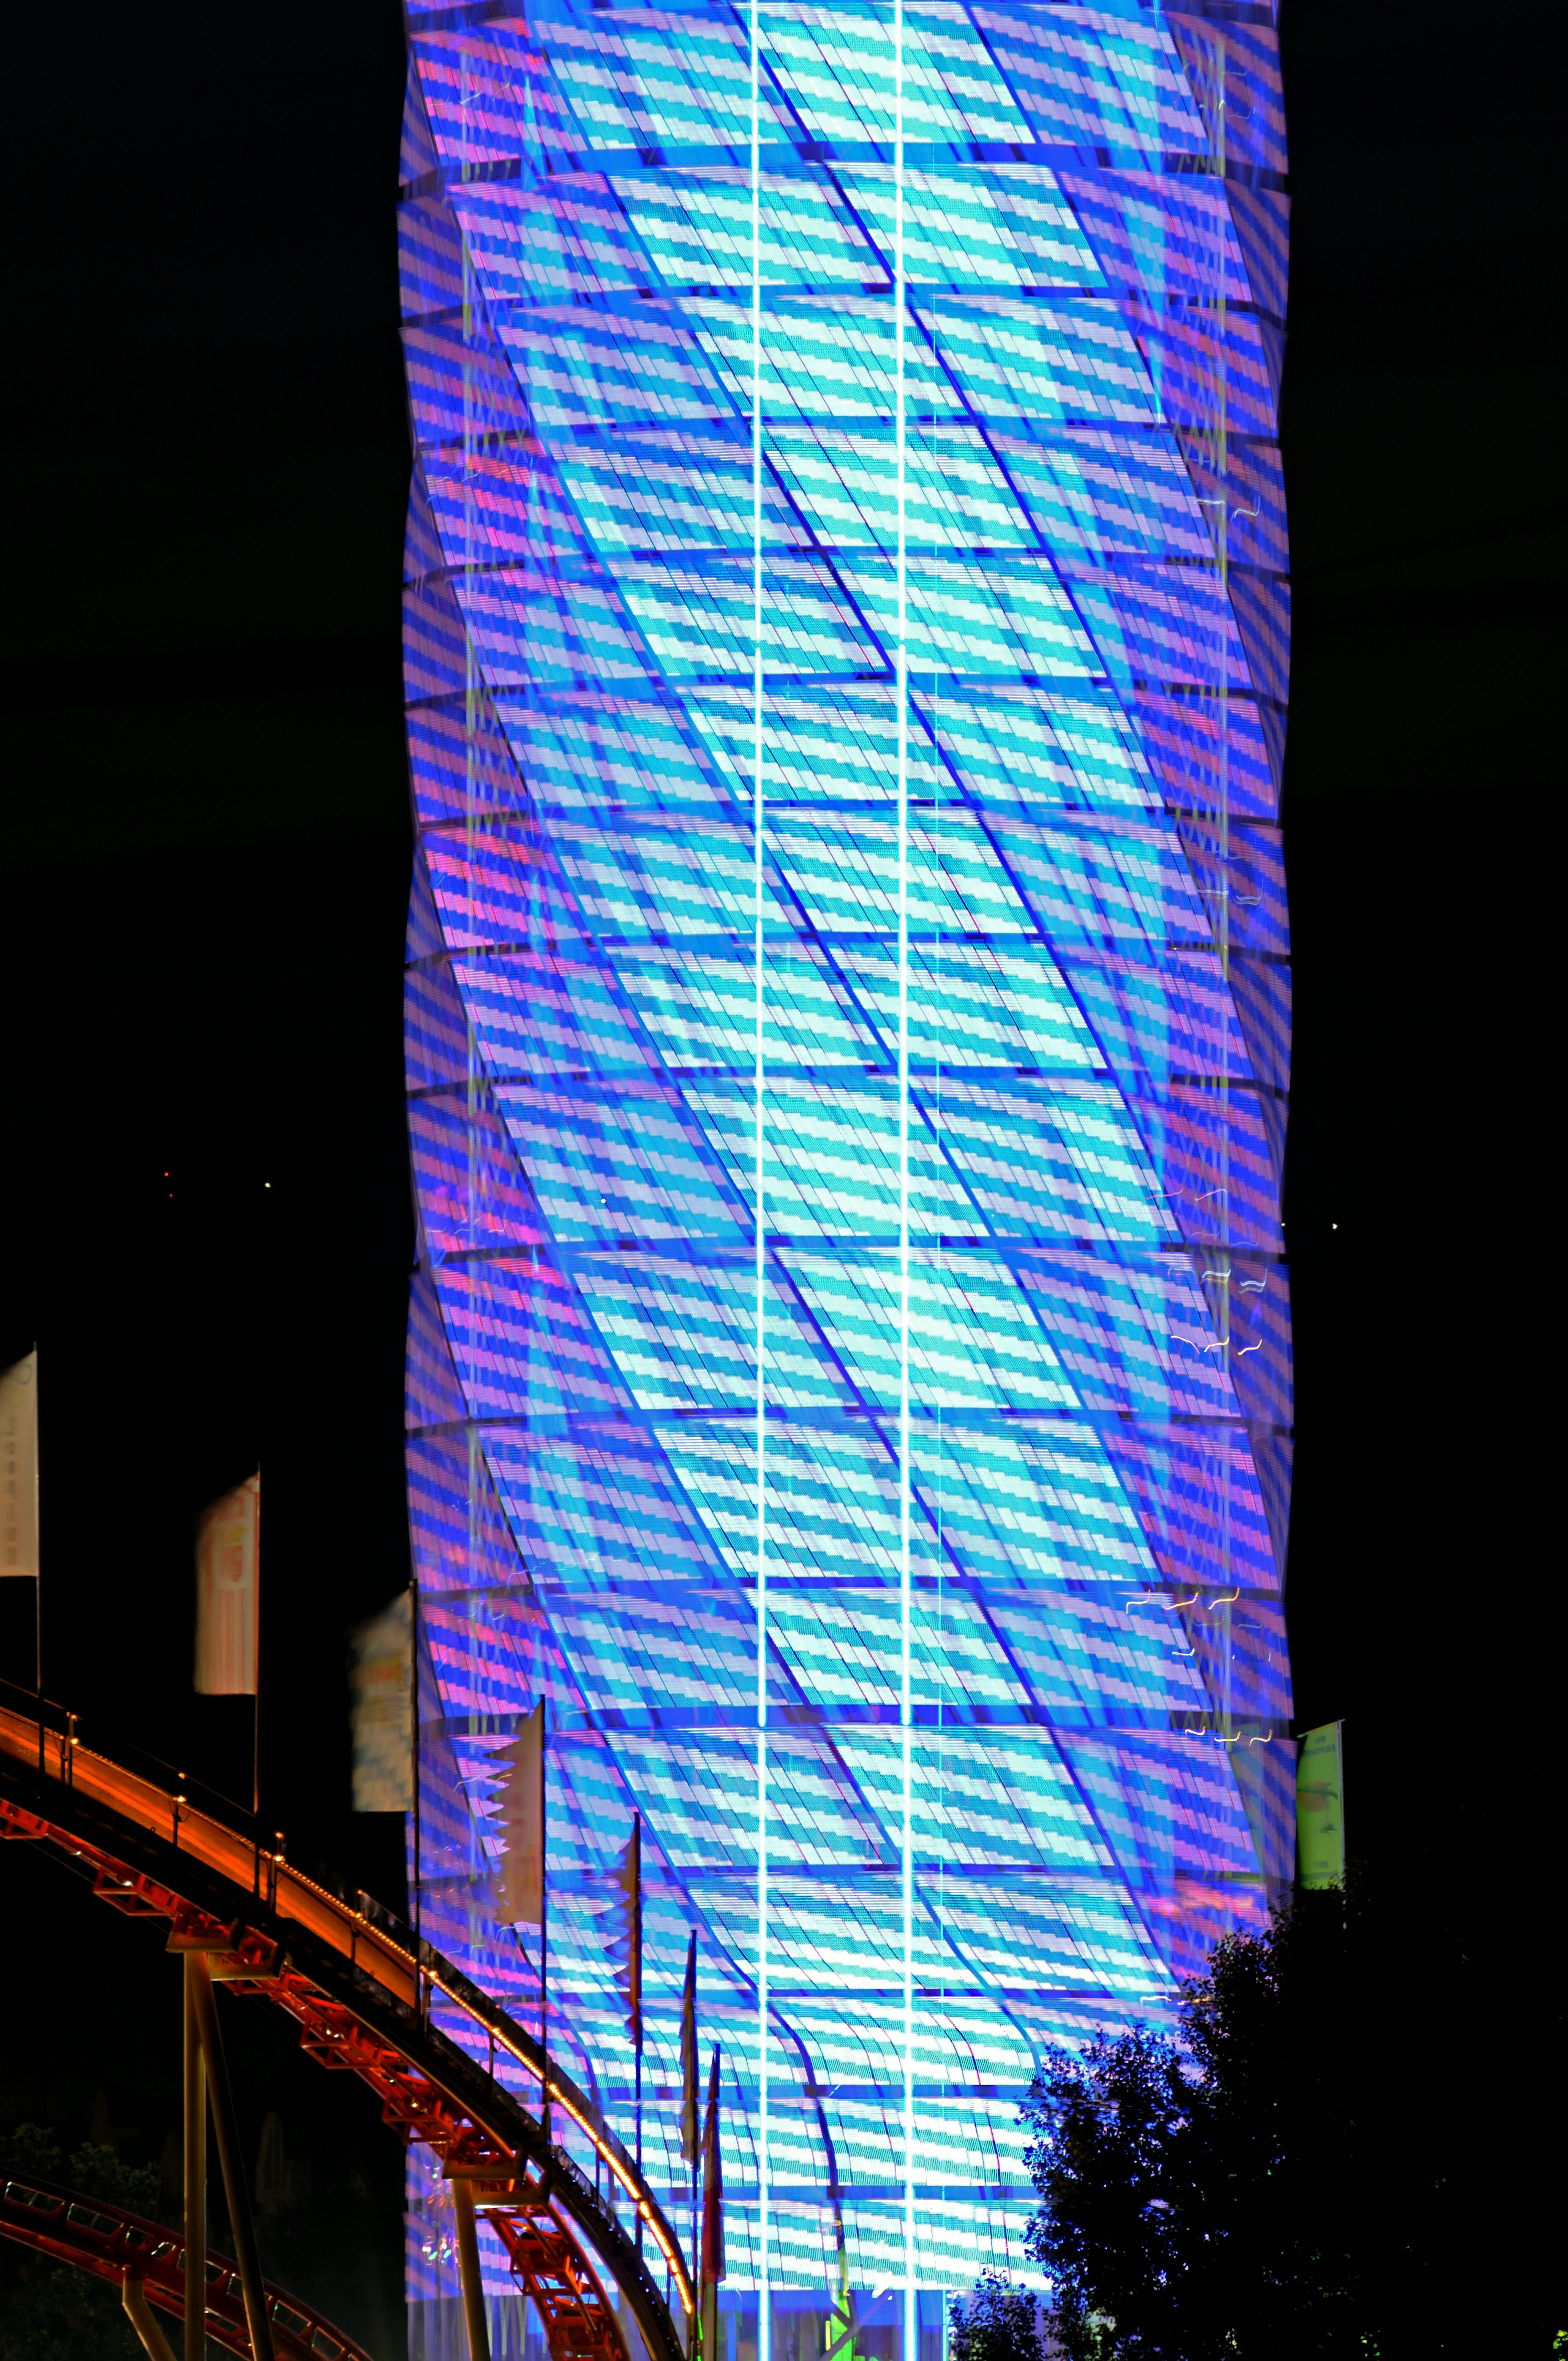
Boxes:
[1296,1720,1345,1889]
[699,2042,725,2361]
[0,1352,39,1580]
[679,1932,699,2165]
[496,1699,545,1924]
[608,1812,643,2052]
[350,1589,414,1811]
[194,1472,260,1694]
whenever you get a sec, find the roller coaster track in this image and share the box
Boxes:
[0,2172,374,2361]
[0,1694,692,2361]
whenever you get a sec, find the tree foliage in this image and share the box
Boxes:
[949,2268,1046,2361]
[1020,1884,1471,2361]
[0,2125,160,2361]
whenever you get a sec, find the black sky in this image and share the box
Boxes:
[0,1,1560,2348]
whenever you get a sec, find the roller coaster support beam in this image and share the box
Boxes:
[185,1946,277,2361]
[451,2175,494,2361]
[0,1690,690,2361]
[183,1956,205,2361]
[122,2269,176,2361]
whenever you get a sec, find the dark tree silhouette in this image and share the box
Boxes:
[948,2268,1047,2361]
[0,2125,160,2360]
[1019,1884,1474,2360]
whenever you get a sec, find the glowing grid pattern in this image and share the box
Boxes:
[400,0,1292,2348]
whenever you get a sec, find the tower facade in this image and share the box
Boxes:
[400,2,1292,2350]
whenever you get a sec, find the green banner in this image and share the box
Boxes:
[1296,1722,1345,1889]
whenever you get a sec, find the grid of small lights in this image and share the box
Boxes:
[399,0,1292,2349]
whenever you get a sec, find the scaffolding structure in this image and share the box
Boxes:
[398,3,1292,2350]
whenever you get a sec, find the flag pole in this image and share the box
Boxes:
[685,1931,699,2334]
[677,1927,700,2344]
[633,1809,643,2253]
[541,1699,550,2156]
[634,1819,643,2167]
[411,1576,424,2020]
[699,2041,724,2361]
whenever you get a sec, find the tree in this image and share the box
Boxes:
[1019,1884,1470,2361]
[949,2268,1046,2361]
[0,2125,160,2361]
[1021,2028,1200,2361]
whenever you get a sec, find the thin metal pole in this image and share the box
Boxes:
[634,2032,643,2256]
[690,2137,699,2358]
[452,2178,493,2361]
[411,1577,424,2020]
[541,1702,550,2155]
[34,1352,42,1742]
[633,1806,643,2254]
[183,1957,205,2361]
[187,1951,276,2361]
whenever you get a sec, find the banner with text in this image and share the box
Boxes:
[0,1353,39,1580]
[1296,1720,1346,1889]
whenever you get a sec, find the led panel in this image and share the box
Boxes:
[399,3,1292,2351]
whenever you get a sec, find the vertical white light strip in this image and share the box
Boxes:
[459,58,485,2047]
[894,3,915,2357]
[1213,40,1234,1734]
[459,48,479,1261]
[751,4,770,2353]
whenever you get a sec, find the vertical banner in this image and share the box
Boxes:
[194,1472,260,1694]
[0,1352,39,1580]
[496,1699,545,1924]
[680,1932,699,2165]
[350,1589,414,1811]
[681,1927,701,2341]
[610,1811,643,2053]
[1296,1720,1346,1889]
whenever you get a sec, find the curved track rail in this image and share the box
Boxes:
[0,2172,374,2361]
[0,1697,691,2361]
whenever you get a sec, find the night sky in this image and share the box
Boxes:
[0,3,1558,2350]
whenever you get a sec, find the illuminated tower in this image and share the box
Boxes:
[399,3,1292,2352]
